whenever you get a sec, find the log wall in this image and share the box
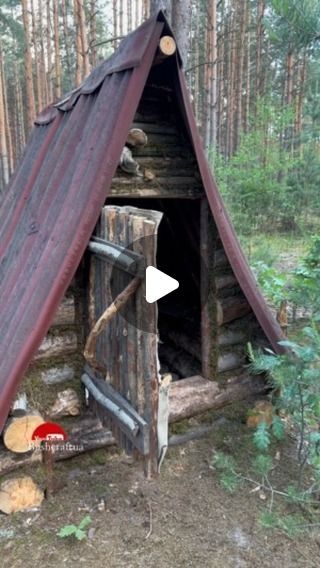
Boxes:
[213,239,267,381]
[14,279,86,417]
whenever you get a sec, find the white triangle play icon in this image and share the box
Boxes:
[145,266,179,304]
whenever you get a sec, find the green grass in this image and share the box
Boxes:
[239,233,309,269]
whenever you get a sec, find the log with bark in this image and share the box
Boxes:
[168,374,267,423]
[48,389,81,418]
[165,330,245,372]
[0,415,115,475]
[158,343,201,378]
[35,331,78,361]
[40,364,75,385]
[52,295,75,327]
[217,296,251,326]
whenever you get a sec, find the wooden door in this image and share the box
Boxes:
[84,205,163,474]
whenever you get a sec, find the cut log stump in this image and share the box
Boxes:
[0,476,44,514]
[3,414,45,453]
[48,388,81,418]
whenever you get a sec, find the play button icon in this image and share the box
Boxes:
[145,266,179,304]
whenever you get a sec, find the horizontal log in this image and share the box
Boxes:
[169,418,227,446]
[110,186,203,199]
[134,111,173,124]
[169,376,220,422]
[169,374,266,423]
[166,330,246,371]
[217,351,245,373]
[34,331,78,361]
[0,416,115,475]
[40,364,75,385]
[215,274,237,291]
[214,249,229,269]
[217,296,251,326]
[159,343,201,378]
[132,122,177,135]
[166,330,200,361]
[218,328,247,347]
[52,296,75,327]
[133,146,194,158]
[111,176,201,187]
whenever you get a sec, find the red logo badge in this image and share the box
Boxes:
[32,422,68,442]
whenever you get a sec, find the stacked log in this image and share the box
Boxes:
[212,242,264,380]
[12,286,85,418]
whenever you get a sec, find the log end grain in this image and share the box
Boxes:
[0,476,44,514]
[3,414,45,453]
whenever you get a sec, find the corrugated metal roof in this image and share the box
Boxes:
[0,11,284,431]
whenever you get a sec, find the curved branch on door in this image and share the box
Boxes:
[84,275,142,369]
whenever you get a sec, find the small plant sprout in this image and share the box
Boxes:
[57,515,92,541]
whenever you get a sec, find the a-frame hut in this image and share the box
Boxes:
[0,12,284,474]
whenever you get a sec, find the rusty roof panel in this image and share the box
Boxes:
[0,17,164,431]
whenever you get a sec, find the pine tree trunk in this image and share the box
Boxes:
[89,0,97,67]
[21,0,36,132]
[31,0,41,112]
[150,0,172,22]
[135,0,139,27]
[113,0,118,49]
[217,0,225,151]
[127,0,132,31]
[206,0,217,152]
[143,0,149,20]
[172,0,191,66]
[255,0,265,98]
[235,0,245,148]
[0,44,9,190]
[244,0,251,133]
[14,62,26,157]
[0,44,14,175]
[119,0,124,36]
[46,0,53,101]
[226,7,236,157]
[295,49,307,156]
[73,0,82,86]
[53,0,62,99]
[76,0,90,78]
[38,0,49,107]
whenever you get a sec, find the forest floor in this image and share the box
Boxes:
[0,403,319,568]
[1,235,317,568]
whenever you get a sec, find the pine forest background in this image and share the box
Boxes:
[0,0,320,241]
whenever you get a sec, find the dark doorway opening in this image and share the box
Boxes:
[108,198,202,379]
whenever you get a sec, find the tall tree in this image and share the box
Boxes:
[53,0,61,99]
[46,0,53,101]
[76,0,90,77]
[0,43,9,188]
[172,0,191,66]
[150,0,172,20]
[21,0,36,131]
